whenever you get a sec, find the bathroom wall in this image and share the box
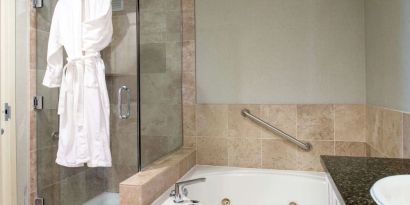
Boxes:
[181,0,367,172]
[365,0,410,112]
[365,0,410,158]
[182,0,410,172]
[195,0,366,104]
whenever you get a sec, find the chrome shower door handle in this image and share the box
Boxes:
[118,86,131,119]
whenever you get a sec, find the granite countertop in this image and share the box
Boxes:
[321,155,410,205]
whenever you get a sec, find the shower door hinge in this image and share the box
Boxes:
[3,103,11,121]
[33,96,44,110]
[32,0,43,8]
[34,197,44,205]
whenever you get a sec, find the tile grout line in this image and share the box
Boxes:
[227,105,230,167]
[259,106,262,168]
[402,112,404,158]
[195,134,197,164]
[333,104,336,155]
[194,105,198,164]
[296,104,300,169]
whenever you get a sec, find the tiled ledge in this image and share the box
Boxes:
[119,148,196,205]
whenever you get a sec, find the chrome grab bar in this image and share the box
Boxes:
[241,109,312,151]
[118,86,131,119]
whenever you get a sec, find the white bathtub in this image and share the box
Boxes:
[152,165,343,205]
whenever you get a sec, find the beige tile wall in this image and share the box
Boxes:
[29,3,37,202]
[182,0,196,105]
[182,0,197,147]
[366,105,410,159]
[183,104,367,171]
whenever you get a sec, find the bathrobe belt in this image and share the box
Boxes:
[58,52,102,126]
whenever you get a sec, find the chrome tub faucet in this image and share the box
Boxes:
[170,178,206,203]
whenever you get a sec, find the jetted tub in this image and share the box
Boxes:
[152,165,344,205]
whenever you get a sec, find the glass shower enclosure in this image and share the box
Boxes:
[35,0,183,204]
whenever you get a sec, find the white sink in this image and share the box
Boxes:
[370,175,410,205]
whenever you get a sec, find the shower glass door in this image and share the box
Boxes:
[35,0,183,204]
[35,0,139,204]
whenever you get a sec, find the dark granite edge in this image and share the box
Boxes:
[321,155,410,205]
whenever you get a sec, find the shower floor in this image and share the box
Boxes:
[83,192,120,205]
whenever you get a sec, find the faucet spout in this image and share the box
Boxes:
[176,178,206,187]
[171,178,206,203]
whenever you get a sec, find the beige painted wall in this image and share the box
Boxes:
[365,0,410,112]
[196,0,366,104]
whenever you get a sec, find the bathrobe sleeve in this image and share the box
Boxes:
[82,0,113,52]
[42,3,64,88]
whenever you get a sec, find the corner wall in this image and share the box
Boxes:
[365,0,410,112]
[181,0,368,172]
[365,0,410,158]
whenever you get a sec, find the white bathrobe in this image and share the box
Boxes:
[43,0,113,167]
